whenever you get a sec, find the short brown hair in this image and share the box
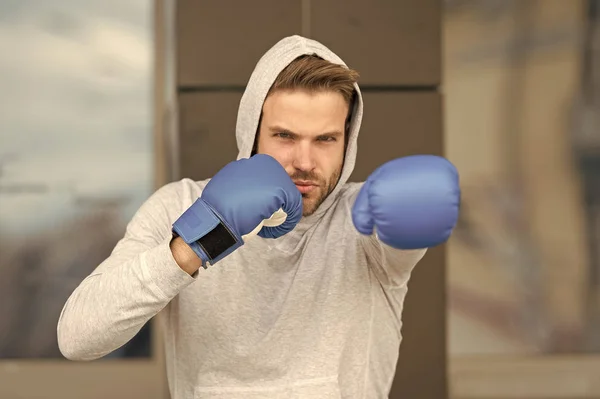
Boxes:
[268,54,359,106]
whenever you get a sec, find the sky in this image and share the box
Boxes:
[0,0,153,233]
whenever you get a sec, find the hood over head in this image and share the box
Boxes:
[235,35,364,223]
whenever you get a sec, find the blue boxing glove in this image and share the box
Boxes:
[352,155,460,249]
[172,154,303,267]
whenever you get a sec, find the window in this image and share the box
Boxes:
[0,0,153,360]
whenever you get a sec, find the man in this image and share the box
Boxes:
[58,35,460,398]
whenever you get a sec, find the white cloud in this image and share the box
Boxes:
[0,1,154,233]
[0,15,151,147]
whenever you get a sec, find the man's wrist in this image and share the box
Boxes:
[169,236,203,276]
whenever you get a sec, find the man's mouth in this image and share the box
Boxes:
[294,180,317,194]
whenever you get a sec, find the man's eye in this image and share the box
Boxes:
[276,132,292,139]
[318,136,336,142]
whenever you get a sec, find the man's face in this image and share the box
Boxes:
[256,89,348,216]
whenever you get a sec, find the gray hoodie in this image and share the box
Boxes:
[57,35,427,399]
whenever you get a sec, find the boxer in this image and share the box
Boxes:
[58,35,460,399]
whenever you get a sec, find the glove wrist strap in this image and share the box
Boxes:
[172,198,243,268]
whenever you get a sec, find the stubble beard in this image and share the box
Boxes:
[298,167,342,217]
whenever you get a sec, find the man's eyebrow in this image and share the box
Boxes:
[268,125,343,137]
[318,131,344,137]
[268,125,296,134]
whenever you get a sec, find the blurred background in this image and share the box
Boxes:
[1,0,599,398]
[0,0,154,360]
[447,0,597,357]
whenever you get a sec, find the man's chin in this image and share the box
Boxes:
[301,198,316,216]
[301,194,325,217]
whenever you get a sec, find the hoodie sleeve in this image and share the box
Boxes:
[344,183,427,287]
[57,181,197,361]
[358,234,427,287]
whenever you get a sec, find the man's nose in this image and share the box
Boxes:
[292,142,316,171]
